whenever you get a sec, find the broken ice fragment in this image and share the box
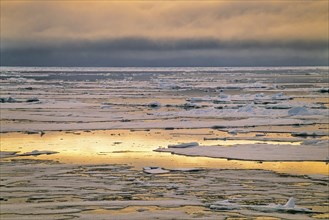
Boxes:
[143,167,170,174]
[147,101,161,108]
[182,102,199,109]
[0,97,18,103]
[291,131,327,137]
[187,97,204,103]
[219,93,230,100]
[210,197,316,213]
[168,142,199,148]
[26,97,40,103]
[318,88,329,93]
[0,151,19,158]
[238,104,256,113]
[166,184,179,190]
[19,150,59,157]
[169,168,203,172]
[288,107,309,116]
[255,93,265,99]
[284,197,295,208]
[100,104,111,109]
[271,92,292,100]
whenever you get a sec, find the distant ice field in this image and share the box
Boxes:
[1,66,328,132]
[0,66,328,163]
[1,67,329,219]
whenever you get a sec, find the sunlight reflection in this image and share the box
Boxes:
[0,129,327,175]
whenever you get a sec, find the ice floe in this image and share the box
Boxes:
[143,167,170,174]
[0,97,18,103]
[0,150,59,158]
[155,142,329,161]
[288,107,309,116]
[271,92,293,100]
[168,168,203,172]
[218,93,231,102]
[143,166,202,174]
[1,158,328,219]
[19,150,59,156]
[26,97,40,103]
[147,101,161,108]
[291,131,328,137]
[210,197,316,213]
[168,142,199,148]
[0,151,20,159]
[186,97,210,103]
[1,66,328,132]
[318,88,329,93]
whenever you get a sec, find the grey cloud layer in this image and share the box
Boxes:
[2,37,328,52]
[1,38,327,67]
[1,1,328,66]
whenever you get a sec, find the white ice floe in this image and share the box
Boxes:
[302,139,329,146]
[217,82,267,90]
[143,167,170,174]
[19,150,59,157]
[216,93,231,102]
[0,150,59,158]
[157,80,180,89]
[155,142,328,161]
[272,92,292,100]
[250,82,267,88]
[168,168,203,172]
[1,67,328,133]
[186,97,211,103]
[0,100,93,109]
[0,151,20,159]
[100,103,112,109]
[227,129,238,135]
[210,197,316,213]
[0,117,309,132]
[255,93,265,99]
[166,184,179,190]
[219,93,230,99]
[187,97,202,103]
[168,142,199,148]
[237,104,255,114]
[284,197,295,208]
[288,107,309,116]
[143,166,201,174]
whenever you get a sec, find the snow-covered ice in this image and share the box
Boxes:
[1,66,328,219]
[19,150,59,157]
[0,150,59,158]
[155,142,329,161]
[167,142,199,148]
[1,161,327,219]
[210,197,316,213]
[143,167,170,174]
[1,66,328,132]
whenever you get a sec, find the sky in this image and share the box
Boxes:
[1,0,328,67]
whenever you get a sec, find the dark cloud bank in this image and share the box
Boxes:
[1,38,328,67]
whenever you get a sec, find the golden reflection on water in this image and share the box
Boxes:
[0,129,327,175]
